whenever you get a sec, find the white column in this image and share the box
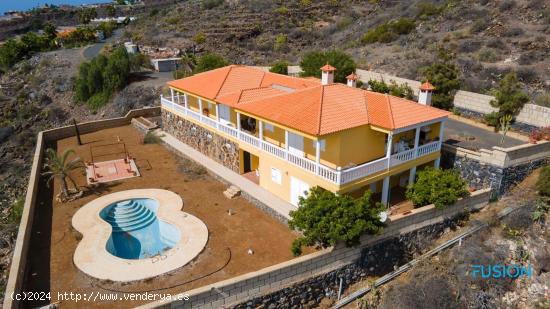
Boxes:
[215,104,220,122]
[439,120,445,142]
[198,98,203,115]
[381,176,390,206]
[284,130,289,159]
[408,166,417,185]
[184,93,188,109]
[258,120,263,140]
[170,88,174,102]
[236,112,241,130]
[434,158,441,168]
[315,139,321,174]
[386,132,393,168]
[414,127,421,157]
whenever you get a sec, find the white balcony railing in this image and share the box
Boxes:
[161,96,442,185]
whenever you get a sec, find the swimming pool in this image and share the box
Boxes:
[99,198,181,260]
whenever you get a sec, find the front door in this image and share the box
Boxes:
[243,151,252,173]
[290,176,310,206]
[288,132,304,156]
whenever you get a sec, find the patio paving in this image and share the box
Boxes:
[444,118,525,150]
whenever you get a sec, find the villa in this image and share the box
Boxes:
[161,64,449,206]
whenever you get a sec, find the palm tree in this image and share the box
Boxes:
[43,148,84,201]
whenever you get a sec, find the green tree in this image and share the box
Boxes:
[103,47,130,92]
[75,62,91,102]
[192,32,206,45]
[106,5,116,17]
[299,50,356,83]
[536,165,550,197]
[269,60,289,75]
[87,54,107,95]
[192,53,228,74]
[289,187,385,256]
[43,23,58,41]
[42,148,84,201]
[78,7,97,24]
[421,49,461,110]
[0,39,24,70]
[489,72,530,118]
[406,167,470,209]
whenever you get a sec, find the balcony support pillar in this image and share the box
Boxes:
[258,120,263,141]
[184,93,188,109]
[381,176,390,206]
[170,88,174,102]
[284,130,289,159]
[408,166,417,185]
[215,104,219,122]
[414,126,420,158]
[198,98,203,116]
[386,132,393,168]
[315,139,321,175]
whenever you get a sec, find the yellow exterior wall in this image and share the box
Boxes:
[262,122,286,148]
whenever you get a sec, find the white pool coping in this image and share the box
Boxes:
[72,189,208,282]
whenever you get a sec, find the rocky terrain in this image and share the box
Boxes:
[357,171,549,309]
[124,0,550,98]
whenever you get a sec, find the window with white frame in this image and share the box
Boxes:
[271,167,282,184]
[312,139,326,152]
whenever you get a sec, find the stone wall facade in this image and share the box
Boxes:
[161,109,240,173]
[233,217,465,309]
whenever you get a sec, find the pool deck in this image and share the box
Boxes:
[158,130,295,221]
[72,189,208,282]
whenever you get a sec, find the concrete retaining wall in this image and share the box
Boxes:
[138,189,491,309]
[2,107,161,309]
[442,141,550,194]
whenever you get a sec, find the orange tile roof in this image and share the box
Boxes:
[346,72,358,80]
[420,81,436,91]
[168,65,319,101]
[320,64,336,72]
[167,65,449,136]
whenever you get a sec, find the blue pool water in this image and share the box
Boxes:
[100,198,181,260]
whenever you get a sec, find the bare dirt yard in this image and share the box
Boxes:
[23,125,308,309]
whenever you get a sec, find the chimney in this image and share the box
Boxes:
[320,63,336,85]
[418,81,435,106]
[346,72,358,88]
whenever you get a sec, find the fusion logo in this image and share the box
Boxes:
[471,264,533,279]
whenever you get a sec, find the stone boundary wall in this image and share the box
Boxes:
[138,189,491,309]
[2,107,160,309]
[161,110,240,173]
[442,141,550,193]
[281,66,550,128]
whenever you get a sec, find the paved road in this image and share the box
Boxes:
[444,118,525,150]
[83,29,123,60]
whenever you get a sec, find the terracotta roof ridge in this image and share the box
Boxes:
[385,94,396,129]
[213,66,234,99]
[316,86,325,135]
[259,70,267,87]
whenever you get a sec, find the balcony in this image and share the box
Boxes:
[161,96,442,186]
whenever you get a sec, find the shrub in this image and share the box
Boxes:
[368,79,413,99]
[483,111,500,128]
[503,27,524,37]
[201,0,223,10]
[499,0,515,11]
[536,165,550,197]
[192,32,206,44]
[143,131,163,144]
[361,18,415,44]
[470,19,488,34]
[299,50,356,83]
[269,60,289,75]
[534,92,550,108]
[274,34,287,51]
[417,2,443,19]
[406,167,470,209]
[6,198,24,224]
[477,48,499,63]
[86,91,110,111]
[288,187,385,256]
[192,53,228,74]
[274,6,289,15]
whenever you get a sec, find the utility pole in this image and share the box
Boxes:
[73,119,82,146]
